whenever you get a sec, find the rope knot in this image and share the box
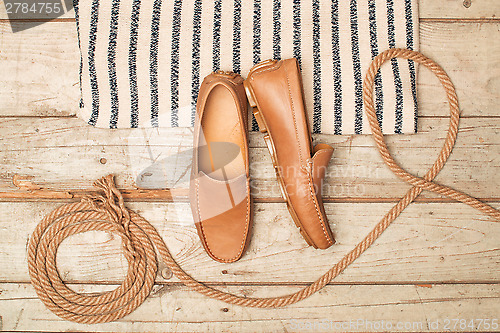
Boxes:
[86,175,140,260]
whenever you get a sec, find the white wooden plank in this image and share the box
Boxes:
[0,21,80,116]
[418,22,500,117]
[0,3,498,332]
[0,22,498,117]
[0,144,497,200]
[1,116,498,150]
[0,117,498,199]
[0,283,498,332]
[419,0,500,19]
[0,201,498,284]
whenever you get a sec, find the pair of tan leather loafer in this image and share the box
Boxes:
[190,59,335,263]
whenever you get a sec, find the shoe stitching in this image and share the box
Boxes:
[196,176,251,263]
[201,75,244,111]
[306,161,333,245]
[195,74,249,262]
[195,178,202,222]
[250,61,327,244]
[283,64,305,166]
[218,77,248,140]
[248,60,283,77]
[196,80,250,262]
[249,61,305,166]
[199,76,249,175]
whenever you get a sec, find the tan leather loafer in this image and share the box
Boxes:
[190,71,252,263]
[244,59,335,249]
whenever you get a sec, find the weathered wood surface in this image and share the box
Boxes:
[1,116,497,150]
[0,117,498,200]
[1,201,498,284]
[0,21,499,117]
[419,0,500,19]
[0,1,499,332]
[0,283,498,332]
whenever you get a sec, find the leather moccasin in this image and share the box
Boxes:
[244,58,335,249]
[190,71,252,263]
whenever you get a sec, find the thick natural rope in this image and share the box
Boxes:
[28,49,500,323]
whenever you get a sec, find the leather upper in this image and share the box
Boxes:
[189,72,252,262]
[246,59,335,249]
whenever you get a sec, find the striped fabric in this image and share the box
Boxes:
[75,0,419,134]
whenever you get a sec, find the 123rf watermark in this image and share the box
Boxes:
[286,318,499,332]
[3,0,73,32]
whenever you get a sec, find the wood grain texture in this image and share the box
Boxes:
[0,2,499,331]
[0,22,499,117]
[0,117,498,200]
[0,21,79,117]
[418,22,500,117]
[419,0,500,19]
[0,283,498,332]
[1,201,498,284]
[0,116,497,150]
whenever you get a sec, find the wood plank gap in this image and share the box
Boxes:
[1,190,499,203]
[420,17,500,23]
[2,281,499,287]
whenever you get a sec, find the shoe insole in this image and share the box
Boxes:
[198,85,245,181]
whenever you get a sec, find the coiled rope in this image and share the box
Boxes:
[28,49,500,323]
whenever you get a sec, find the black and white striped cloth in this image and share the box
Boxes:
[75,0,419,134]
